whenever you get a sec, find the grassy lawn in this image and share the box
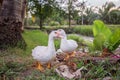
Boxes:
[0,30,120,80]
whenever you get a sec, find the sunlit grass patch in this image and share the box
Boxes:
[22,30,48,55]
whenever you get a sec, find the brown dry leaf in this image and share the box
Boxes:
[67,62,77,72]
[56,53,66,62]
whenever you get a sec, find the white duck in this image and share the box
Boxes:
[57,29,78,60]
[32,31,59,71]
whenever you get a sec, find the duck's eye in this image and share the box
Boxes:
[54,32,57,34]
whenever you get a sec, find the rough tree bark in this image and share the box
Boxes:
[0,0,3,11]
[0,0,26,49]
[21,0,27,31]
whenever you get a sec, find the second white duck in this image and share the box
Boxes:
[57,29,78,60]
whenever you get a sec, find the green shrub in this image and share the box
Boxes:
[68,34,84,45]
[73,25,93,36]
[49,21,60,26]
[93,20,120,52]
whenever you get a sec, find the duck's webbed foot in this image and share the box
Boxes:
[70,51,76,57]
[47,63,51,69]
[36,61,44,72]
[64,54,70,61]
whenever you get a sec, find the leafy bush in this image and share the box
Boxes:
[92,20,120,52]
[68,34,84,42]
[107,29,120,51]
[73,25,93,36]
[49,21,60,26]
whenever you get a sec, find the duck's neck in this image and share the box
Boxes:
[48,36,55,52]
[61,34,67,41]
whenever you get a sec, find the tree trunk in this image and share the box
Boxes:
[39,18,42,30]
[0,0,26,49]
[0,0,3,11]
[81,11,83,25]
[21,0,27,32]
[68,10,71,28]
[39,4,43,30]
[68,0,71,28]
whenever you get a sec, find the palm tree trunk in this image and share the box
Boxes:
[0,0,26,49]
[21,0,27,32]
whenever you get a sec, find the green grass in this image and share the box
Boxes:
[22,30,48,55]
[76,60,120,79]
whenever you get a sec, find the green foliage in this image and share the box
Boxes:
[93,20,112,51]
[93,20,120,51]
[109,10,120,24]
[28,0,56,28]
[0,62,24,76]
[93,33,106,51]
[93,20,112,38]
[76,60,120,79]
[73,25,93,36]
[49,21,60,26]
[99,2,115,23]
[107,29,120,51]
[68,34,84,43]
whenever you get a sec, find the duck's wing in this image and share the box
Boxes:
[32,46,47,60]
[67,40,78,48]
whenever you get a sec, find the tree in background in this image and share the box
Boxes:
[77,0,87,25]
[27,1,120,26]
[28,0,56,29]
[57,0,82,27]
[79,7,100,24]
[99,2,115,23]
[50,7,67,25]
[109,9,120,24]
[0,0,26,49]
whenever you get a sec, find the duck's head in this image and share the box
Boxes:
[57,29,66,39]
[49,30,61,39]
